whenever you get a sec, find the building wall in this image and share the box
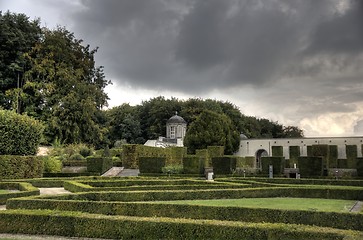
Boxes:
[235,137,363,160]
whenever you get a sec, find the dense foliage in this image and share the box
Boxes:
[0,110,44,155]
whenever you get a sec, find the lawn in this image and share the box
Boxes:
[157,197,356,212]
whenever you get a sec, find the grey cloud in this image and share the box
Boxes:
[354,120,363,135]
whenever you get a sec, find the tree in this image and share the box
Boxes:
[282,126,304,138]
[184,110,239,155]
[0,11,41,111]
[22,26,110,146]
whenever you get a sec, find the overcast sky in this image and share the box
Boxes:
[1,0,363,137]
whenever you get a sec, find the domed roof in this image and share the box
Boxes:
[167,112,187,124]
[240,133,248,140]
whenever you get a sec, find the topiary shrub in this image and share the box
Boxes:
[261,157,285,175]
[0,155,43,179]
[69,153,84,160]
[0,110,44,155]
[328,145,338,168]
[346,145,357,169]
[87,157,113,174]
[311,145,329,169]
[298,156,323,177]
[357,158,363,177]
[212,156,237,175]
[289,146,300,167]
[183,155,204,174]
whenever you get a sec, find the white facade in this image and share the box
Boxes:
[235,137,363,159]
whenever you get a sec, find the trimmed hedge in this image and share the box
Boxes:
[261,157,284,175]
[328,145,338,168]
[8,196,363,231]
[0,182,39,204]
[0,209,360,240]
[311,145,329,168]
[51,186,363,202]
[212,156,237,175]
[288,146,300,167]
[357,158,363,177]
[139,157,166,173]
[271,146,283,157]
[183,156,204,174]
[196,149,209,167]
[62,160,88,167]
[337,159,348,169]
[0,110,44,155]
[86,157,112,175]
[298,157,323,177]
[0,155,43,179]
[346,145,357,169]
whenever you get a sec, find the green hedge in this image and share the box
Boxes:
[0,209,360,240]
[236,156,255,168]
[0,182,39,204]
[271,146,283,157]
[183,156,204,174]
[261,157,284,175]
[328,145,338,168]
[62,160,88,167]
[337,159,348,169]
[139,157,166,174]
[346,145,357,169]
[86,157,112,174]
[207,146,224,158]
[52,186,363,202]
[0,155,43,179]
[212,156,237,175]
[8,196,363,232]
[196,149,209,167]
[307,146,312,157]
[298,157,323,177]
[288,146,300,167]
[0,110,44,155]
[311,145,329,169]
[357,158,363,177]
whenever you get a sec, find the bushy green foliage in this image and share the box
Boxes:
[162,165,183,174]
[0,155,43,179]
[184,110,239,155]
[236,156,255,168]
[346,145,357,169]
[212,157,237,175]
[69,153,84,160]
[261,157,285,175]
[298,157,323,177]
[139,157,166,174]
[0,110,44,155]
[271,146,283,157]
[43,157,62,173]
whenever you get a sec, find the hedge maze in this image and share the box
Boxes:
[1,177,363,239]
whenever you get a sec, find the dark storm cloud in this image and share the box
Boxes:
[65,0,363,95]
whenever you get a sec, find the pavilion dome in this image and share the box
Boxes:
[240,133,248,140]
[167,113,187,124]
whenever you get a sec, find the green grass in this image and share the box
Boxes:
[157,197,356,212]
[0,190,12,194]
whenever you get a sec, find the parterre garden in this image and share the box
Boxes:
[0,176,363,239]
[1,144,363,239]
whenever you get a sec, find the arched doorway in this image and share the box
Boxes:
[255,149,268,169]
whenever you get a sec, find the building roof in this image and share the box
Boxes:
[167,113,187,124]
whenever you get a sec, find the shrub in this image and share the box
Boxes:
[261,157,285,175]
[79,147,93,158]
[0,155,43,179]
[183,156,204,174]
[139,157,166,174]
[357,158,363,177]
[311,145,329,169]
[162,165,183,174]
[298,156,323,177]
[0,110,44,155]
[43,157,62,173]
[212,156,237,175]
[69,153,84,160]
[328,145,338,168]
[288,146,300,167]
[346,145,357,169]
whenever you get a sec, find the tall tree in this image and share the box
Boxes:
[23,27,110,146]
[0,11,41,111]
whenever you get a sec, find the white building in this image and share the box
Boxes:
[235,135,363,168]
[144,113,187,148]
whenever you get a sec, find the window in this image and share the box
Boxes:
[170,126,175,139]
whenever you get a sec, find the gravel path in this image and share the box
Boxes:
[350,201,363,212]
